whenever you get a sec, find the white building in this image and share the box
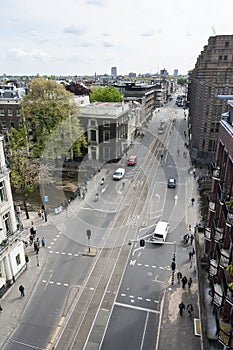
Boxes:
[0,136,26,296]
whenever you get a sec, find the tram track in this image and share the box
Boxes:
[51,121,171,350]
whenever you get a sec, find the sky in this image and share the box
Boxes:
[1,0,233,77]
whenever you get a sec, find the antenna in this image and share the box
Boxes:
[211,26,216,35]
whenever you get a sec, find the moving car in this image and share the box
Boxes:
[168,178,176,188]
[151,221,169,242]
[113,168,125,180]
[127,155,137,166]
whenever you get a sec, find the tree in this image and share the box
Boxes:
[177,77,187,86]
[19,78,86,158]
[65,82,90,96]
[90,86,123,102]
[8,128,39,219]
[8,78,87,217]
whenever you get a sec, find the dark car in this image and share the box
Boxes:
[168,178,176,188]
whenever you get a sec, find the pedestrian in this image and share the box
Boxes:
[181,276,187,289]
[179,301,185,316]
[183,233,189,244]
[0,304,3,313]
[189,251,192,261]
[19,285,25,297]
[190,233,194,245]
[177,271,182,284]
[191,247,195,257]
[34,241,38,252]
[41,237,45,247]
[187,304,193,316]
[188,277,193,289]
[191,198,195,206]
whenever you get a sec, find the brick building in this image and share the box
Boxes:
[204,100,233,348]
[188,35,233,166]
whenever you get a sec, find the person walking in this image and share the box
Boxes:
[188,277,193,289]
[190,233,194,245]
[19,285,25,297]
[187,304,193,316]
[191,198,195,206]
[181,276,188,289]
[177,271,182,284]
[41,237,45,247]
[179,301,185,316]
[0,304,3,313]
[189,251,192,261]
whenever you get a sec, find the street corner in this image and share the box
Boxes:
[82,247,98,257]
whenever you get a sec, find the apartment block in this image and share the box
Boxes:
[188,35,233,166]
[204,101,233,348]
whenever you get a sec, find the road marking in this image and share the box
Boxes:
[137,297,143,300]
[145,264,149,267]
[137,263,142,266]
[130,259,136,265]
[115,301,160,314]
[57,282,61,285]
[146,298,151,302]
[129,295,134,298]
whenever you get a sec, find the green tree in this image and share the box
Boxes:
[8,128,39,219]
[90,86,123,102]
[177,77,187,86]
[19,78,86,158]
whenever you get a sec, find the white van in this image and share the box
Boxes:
[151,221,169,242]
[113,168,125,180]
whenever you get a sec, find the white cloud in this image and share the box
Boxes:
[63,25,87,35]
[1,0,233,75]
[10,48,50,60]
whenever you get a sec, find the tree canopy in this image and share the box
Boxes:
[18,78,87,159]
[90,86,123,102]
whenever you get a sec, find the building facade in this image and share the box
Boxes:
[0,136,26,296]
[188,35,233,166]
[79,102,136,163]
[204,101,233,348]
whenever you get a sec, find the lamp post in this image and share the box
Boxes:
[171,241,176,285]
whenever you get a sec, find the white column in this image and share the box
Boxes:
[3,254,13,284]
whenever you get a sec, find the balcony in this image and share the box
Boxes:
[211,164,221,180]
[220,248,230,268]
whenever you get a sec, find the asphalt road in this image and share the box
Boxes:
[3,98,193,350]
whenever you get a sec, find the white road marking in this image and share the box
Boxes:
[115,301,160,314]
[130,259,136,265]
[121,293,126,297]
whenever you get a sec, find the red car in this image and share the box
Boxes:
[127,155,137,166]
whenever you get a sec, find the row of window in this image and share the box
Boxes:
[89,130,110,142]
[89,119,110,127]
[0,108,20,116]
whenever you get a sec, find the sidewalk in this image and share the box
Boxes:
[0,212,47,349]
[157,176,202,350]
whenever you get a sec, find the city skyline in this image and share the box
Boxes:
[1,0,233,77]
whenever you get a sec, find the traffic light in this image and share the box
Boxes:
[140,239,145,247]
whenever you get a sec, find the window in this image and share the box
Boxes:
[16,254,21,266]
[210,122,219,133]
[0,121,6,130]
[0,182,7,202]
[16,108,20,116]
[224,55,228,61]
[0,108,4,116]
[103,130,110,143]
[90,129,97,142]
[218,55,222,61]
[90,119,97,127]
[10,121,14,128]
[208,139,217,152]
[3,212,11,236]
[103,120,110,127]
[225,42,229,47]
[103,147,110,160]
[7,108,12,116]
